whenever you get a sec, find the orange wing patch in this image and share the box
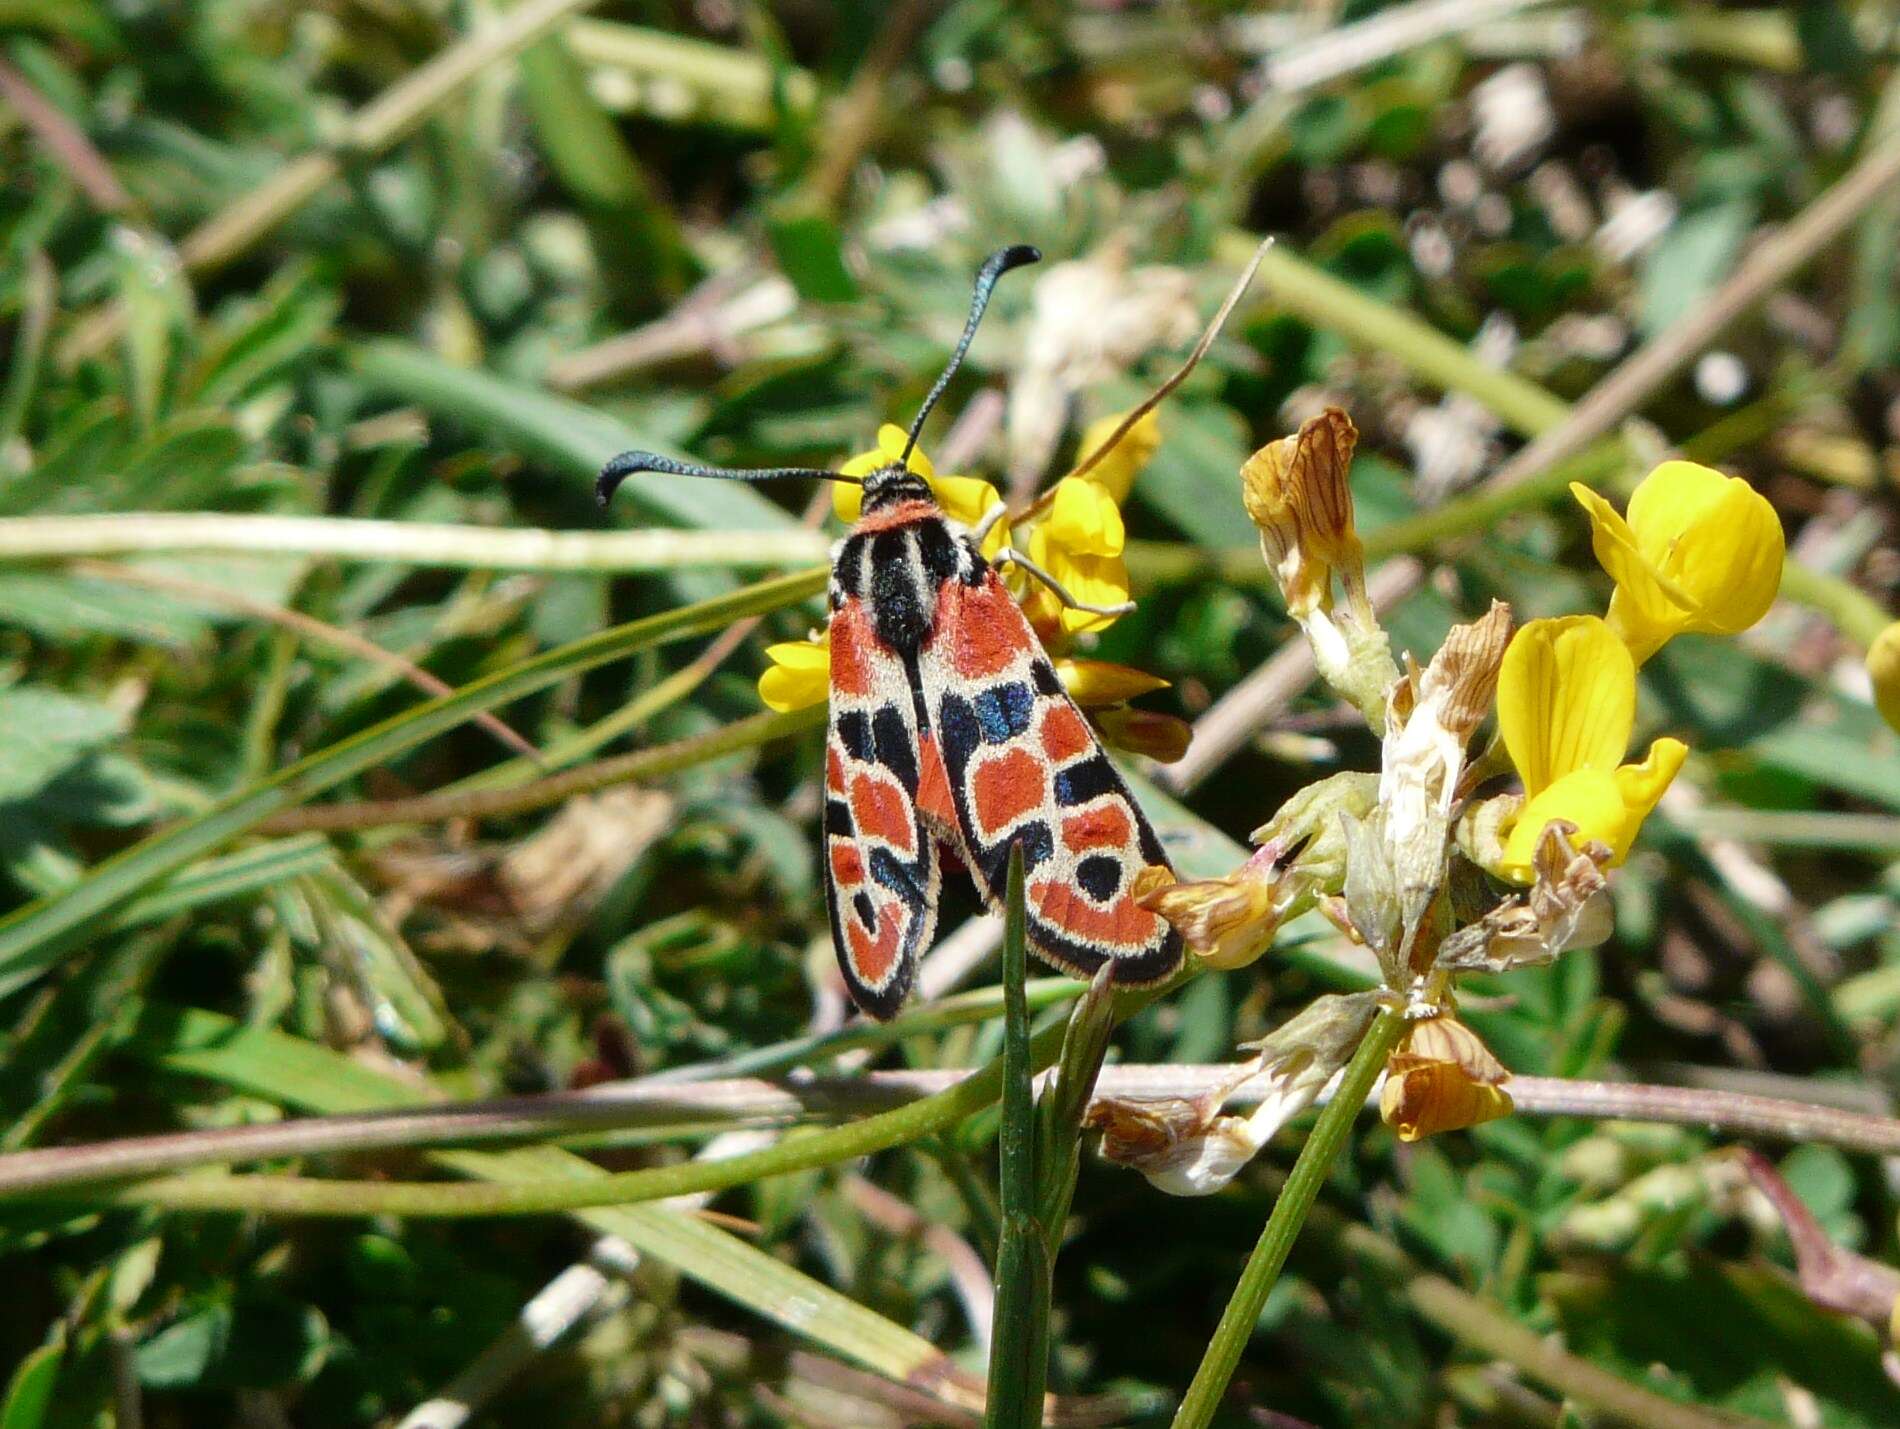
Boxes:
[971,747,1046,839]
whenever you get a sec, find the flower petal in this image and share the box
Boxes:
[1052,657,1170,707]
[1498,767,1624,883]
[1607,735,1687,861]
[757,638,831,712]
[1652,470,1783,635]
[1574,464,1784,661]
[1870,622,1900,734]
[1042,476,1126,557]
[932,472,1008,554]
[1497,615,1636,796]
[1074,408,1160,504]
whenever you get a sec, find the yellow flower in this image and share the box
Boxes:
[835,424,1008,557]
[1495,615,1687,882]
[1380,1015,1514,1142]
[1050,657,1168,708]
[1570,461,1784,664]
[1072,408,1161,504]
[1091,706,1192,764]
[1869,622,1900,734]
[1024,475,1132,637]
[757,635,830,713]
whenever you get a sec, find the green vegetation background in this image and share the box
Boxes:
[1,1,1898,1425]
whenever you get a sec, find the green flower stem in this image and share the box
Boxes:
[51,1016,1076,1219]
[986,847,1050,1429]
[1779,560,1891,650]
[1169,1005,1407,1429]
[564,19,818,130]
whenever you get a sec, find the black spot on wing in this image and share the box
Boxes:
[852,890,876,930]
[972,681,1034,743]
[1053,754,1120,808]
[936,691,981,777]
[871,705,917,789]
[974,822,1053,893]
[836,710,872,762]
[1076,854,1122,902]
[1030,659,1064,697]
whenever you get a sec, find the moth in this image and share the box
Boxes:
[598,246,1183,1018]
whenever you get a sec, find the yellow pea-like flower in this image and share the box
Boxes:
[1073,408,1161,504]
[1869,622,1900,735]
[834,424,1008,556]
[1570,461,1784,664]
[1024,476,1132,636]
[757,635,831,713]
[1049,657,1169,708]
[1380,1015,1514,1142]
[1495,615,1687,882]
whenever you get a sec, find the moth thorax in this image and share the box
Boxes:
[861,463,933,512]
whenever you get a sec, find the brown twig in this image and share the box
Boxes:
[802,0,944,213]
[0,54,134,214]
[8,1065,1899,1201]
[70,560,545,766]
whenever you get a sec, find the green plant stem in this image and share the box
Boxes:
[53,1016,1075,1219]
[1779,560,1891,649]
[1169,1005,1406,1429]
[563,19,818,130]
[986,847,1050,1429]
[253,706,820,834]
[0,512,831,570]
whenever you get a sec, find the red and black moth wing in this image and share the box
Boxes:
[822,497,1182,1017]
[821,594,944,1019]
[916,555,1183,986]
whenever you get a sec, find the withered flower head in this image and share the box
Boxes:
[1141,846,1288,970]
[1377,601,1513,963]
[1379,1013,1514,1142]
[1438,822,1613,974]
[1240,408,1363,619]
[1090,993,1380,1195]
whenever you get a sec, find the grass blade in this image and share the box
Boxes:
[985,845,1050,1429]
[0,568,824,998]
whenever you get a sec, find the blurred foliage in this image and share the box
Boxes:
[1,1,1899,1425]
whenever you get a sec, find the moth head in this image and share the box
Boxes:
[861,463,934,512]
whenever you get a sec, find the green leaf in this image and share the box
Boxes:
[1637,202,1755,338]
[0,1324,64,1429]
[136,1302,233,1389]
[0,687,125,802]
[766,209,861,304]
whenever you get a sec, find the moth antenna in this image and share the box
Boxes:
[899,244,1042,465]
[1066,236,1274,485]
[596,450,862,508]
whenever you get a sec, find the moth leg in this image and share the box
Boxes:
[995,547,1138,618]
[969,501,1011,546]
